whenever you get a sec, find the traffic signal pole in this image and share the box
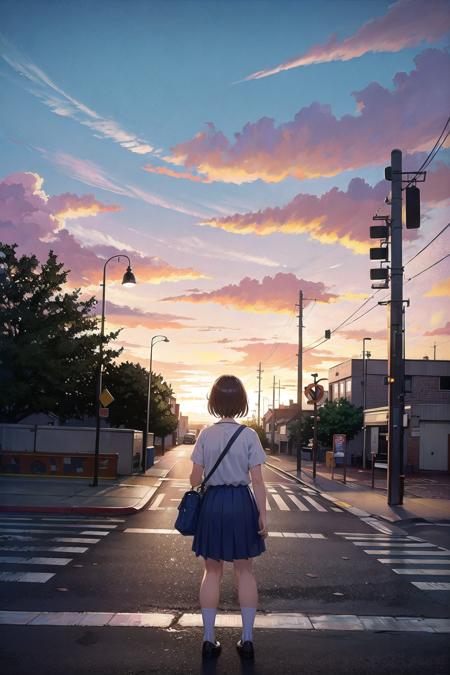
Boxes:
[387,149,405,506]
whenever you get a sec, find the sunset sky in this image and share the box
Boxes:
[1,0,449,422]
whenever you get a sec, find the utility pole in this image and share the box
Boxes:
[296,289,303,472]
[433,342,437,360]
[387,149,405,506]
[271,375,276,453]
[257,362,263,426]
[362,337,372,469]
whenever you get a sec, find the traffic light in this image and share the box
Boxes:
[370,216,390,289]
[406,185,420,229]
[324,329,331,339]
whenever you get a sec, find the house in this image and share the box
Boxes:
[262,401,312,454]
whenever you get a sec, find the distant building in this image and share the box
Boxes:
[262,400,312,454]
[177,415,189,443]
[328,358,450,471]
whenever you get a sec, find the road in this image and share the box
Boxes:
[0,444,449,674]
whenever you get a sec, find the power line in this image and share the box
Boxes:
[405,223,450,267]
[403,116,450,190]
[406,253,450,282]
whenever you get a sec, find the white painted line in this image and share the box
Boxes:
[360,517,393,534]
[265,498,271,511]
[267,488,277,493]
[411,582,450,591]
[378,559,450,564]
[54,538,100,544]
[354,542,436,548]
[0,556,72,566]
[364,549,450,556]
[41,518,124,523]
[79,531,110,536]
[124,528,179,534]
[0,528,102,536]
[310,614,364,631]
[302,496,327,512]
[336,532,396,536]
[268,532,283,537]
[148,494,165,510]
[347,507,370,517]
[310,533,326,539]
[0,546,88,553]
[331,507,342,512]
[393,569,450,576]
[272,495,290,511]
[0,572,55,583]
[285,494,309,511]
[0,522,117,529]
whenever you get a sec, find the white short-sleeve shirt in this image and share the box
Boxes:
[190,422,266,487]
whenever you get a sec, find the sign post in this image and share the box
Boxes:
[332,434,347,483]
[370,426,379,488]
[304,375,327,481]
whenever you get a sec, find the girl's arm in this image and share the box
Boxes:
[190,462,204,488]
[250,464,267,528]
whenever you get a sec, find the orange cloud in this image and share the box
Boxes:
[167,50,450,183]
[424,277,450,298]
[243,0,450,81]
[199,163,449,254]
[338,328,387,341]
[231,341,342,370]
[162,273,337,314]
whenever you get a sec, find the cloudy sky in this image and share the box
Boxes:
[1,0,449,422]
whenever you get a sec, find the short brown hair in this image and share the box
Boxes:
[207,375,249,418]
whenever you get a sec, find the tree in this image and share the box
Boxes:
[314,399,363,448]
[104,361,177,441]
[0,244,120,422]
[288,415,314,447]
[244,419,266,448]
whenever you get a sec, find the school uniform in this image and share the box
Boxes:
[190,421,267,562]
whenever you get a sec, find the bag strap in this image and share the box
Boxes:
[200,424,246,490]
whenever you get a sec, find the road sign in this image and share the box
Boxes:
[304,382,325,404]
[99,388,114,407]
[99,407,109,418]
[333,433,346,458]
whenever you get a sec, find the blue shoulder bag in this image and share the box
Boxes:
[175,424,246,536]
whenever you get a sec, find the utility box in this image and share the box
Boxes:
[326,450,335,468]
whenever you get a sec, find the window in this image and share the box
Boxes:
[339,380,346,399]
[440,376,450,391]
[330,383,338,401]
[404,375,412,393]
[345,378,352,400]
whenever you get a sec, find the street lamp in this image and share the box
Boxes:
[362,337,372,470]
[92,255,136,487]
[143,334,169,470]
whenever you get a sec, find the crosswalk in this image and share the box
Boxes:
[149,481,340,513]
[0,515,124,583]
[336,532,450,592]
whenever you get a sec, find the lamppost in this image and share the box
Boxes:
[362,337,372,470]
[92,255,136,487]
[143,334,169,469]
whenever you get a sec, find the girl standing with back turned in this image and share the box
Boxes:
[189,374,268,661]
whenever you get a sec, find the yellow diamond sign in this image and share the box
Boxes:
[99,388,114,407]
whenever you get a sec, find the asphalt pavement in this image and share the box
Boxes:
[0,444,449,674]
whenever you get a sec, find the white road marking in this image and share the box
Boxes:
[355,542,437,548]
[54,538,100,544]
[0,528,106,536]
[148,494,165,510]
[0,535,100,544]
[285,494,309,511]
[0,546,88,553]
[378,559,450,564]
[411,582,450,591]
[393,569,450,576]
[125,528,179,534]
[365,549,450,556]
[0,522,117,530]
[303,496,327,512]
[0,572,55,583]
[331,507,342,512]
[271,495,290,511]
[0,556,72,566]
[360,517,393,534]
[79,531,110,536]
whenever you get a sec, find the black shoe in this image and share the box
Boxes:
[236,639,254,659]
[202,640,221,659]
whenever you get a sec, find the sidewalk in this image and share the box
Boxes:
[0,450,181,515]
[266,453,450,524]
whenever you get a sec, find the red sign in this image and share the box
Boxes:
[99,407,109,418]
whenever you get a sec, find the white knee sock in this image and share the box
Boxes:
[241,607,256,642]
[201,607,217,643]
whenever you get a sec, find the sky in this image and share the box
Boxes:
[0,0,449,423]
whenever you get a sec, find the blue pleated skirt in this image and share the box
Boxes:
[192,484,266,562]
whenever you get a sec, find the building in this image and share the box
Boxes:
[262,401,312,454]
[328,358,450,471]
[177,415,189,443]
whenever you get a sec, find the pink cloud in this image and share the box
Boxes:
[100,301,193,330]
[231,341,342,370]
[162,273,337,313]
[338,328,387,341]
[424,321,450,336]
[200,162,449,253]
[0,171,206,285]
[243,0,450,80]
[167,50,450,183]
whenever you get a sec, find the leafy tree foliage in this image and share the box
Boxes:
[0,244,120,422]
[314,399,363,448]
[244,419,266,448]
[288,415,314,446]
